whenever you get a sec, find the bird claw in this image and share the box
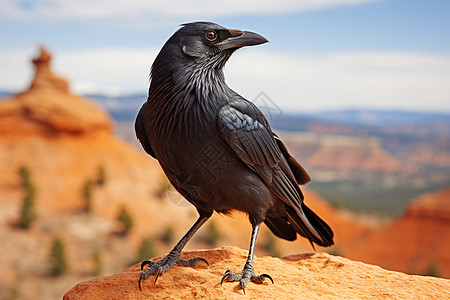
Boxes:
[220,268,274,292]
[254,273,274,284]
[176,256,209,267]
[140,260,155,270]
[221,269,240,285]
[138,254,208,290]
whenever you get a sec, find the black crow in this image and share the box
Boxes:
[135,21,334,292]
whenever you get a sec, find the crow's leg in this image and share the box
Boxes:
[138,215,209,289]
[221,222,274,293]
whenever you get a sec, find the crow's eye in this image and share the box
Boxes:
[205,31,217,41]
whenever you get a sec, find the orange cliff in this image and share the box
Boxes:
[0,47,153,213]
[341,187,450,278]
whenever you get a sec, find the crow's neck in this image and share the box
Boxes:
[178,51,234,108]
[149,60,230,137]
[187,64,228,105]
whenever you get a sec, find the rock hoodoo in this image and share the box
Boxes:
[0,47,111,135]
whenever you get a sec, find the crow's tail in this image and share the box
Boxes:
[286,203,334,248]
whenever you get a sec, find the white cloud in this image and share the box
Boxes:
[55,48,159,96]
[1,0,379,23]
[226,50,450,112]
[0,49,35,92]
[1,48,450,113]
[0,47,157,96]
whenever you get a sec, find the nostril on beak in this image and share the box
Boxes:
[229,29,244,37]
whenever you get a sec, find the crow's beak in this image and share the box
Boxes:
[221,29,269,50]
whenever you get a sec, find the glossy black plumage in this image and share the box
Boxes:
[135,21,334,291]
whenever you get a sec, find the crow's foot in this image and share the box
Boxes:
[220,268,273,293]
[138,251,208,290]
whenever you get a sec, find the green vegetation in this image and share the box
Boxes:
[201,221,222,247]
[156,178,172,198]
[92,248,103,275]
[83,180,94,212]
[118,207,134,236]
[262,231,281,257]
[2,285,19,300]
[96,165,107,186]
[18,166,36,229]
[327,247,342,257]
[425,261,440,277]
[49,237,68,276]
[327,196,346,210]
[308,180,447,216]
[160,226,175,244]
[19,166,30,186]
[137,238,157,262]
[81,166,108,212]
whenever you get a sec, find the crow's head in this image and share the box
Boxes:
[175,22,268,61]
[151,22,268,83]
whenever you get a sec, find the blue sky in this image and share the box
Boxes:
[1,0,450,112]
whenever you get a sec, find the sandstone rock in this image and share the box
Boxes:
[0,46,111,135]
[64,246,450,300]
[341,187,450,278]
[406,187,450,220]
[278,132,408,174]
[27,47,70,93]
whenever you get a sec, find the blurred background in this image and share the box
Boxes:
[0,0,449,299]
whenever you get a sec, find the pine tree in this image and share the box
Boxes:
[49,237,68,276]
[262,231,281,257]
[18,166,36,228]
[202,221,221,246]
[92,249,103,275]
[96,166,107,186]
[118,207,133,236]
[156,178,172,198]
[426,261,440,277]
[137,238,157,262]
[83,180,94,212]
[161,226,175,244]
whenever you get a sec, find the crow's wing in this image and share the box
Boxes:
[273,133,311,185]
[217,99,328,245]
[217,99,304,209]
[135,102,156,159]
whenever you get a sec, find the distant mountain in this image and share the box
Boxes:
[85,93,146,121]
[0,90,14,97]
[304,109,450,126]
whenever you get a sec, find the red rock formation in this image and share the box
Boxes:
[0,47,111,135]
[63,246,450,300]
[341,187,450,278]
[279,132,408,174]
[406,187,450,220]
[27,47,70,93]
[0,47,188,299]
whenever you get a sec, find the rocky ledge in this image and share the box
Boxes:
[64,246,449,300]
